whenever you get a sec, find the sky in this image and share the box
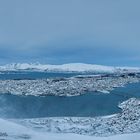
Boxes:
[0,0,140,66]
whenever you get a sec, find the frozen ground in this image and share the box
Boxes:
[0,118,140,140]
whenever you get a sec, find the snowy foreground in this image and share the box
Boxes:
[1,98,140,140]
[0,118,140,140]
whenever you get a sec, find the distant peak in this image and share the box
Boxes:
[0,63,139,73]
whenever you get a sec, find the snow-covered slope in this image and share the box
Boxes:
[0,63,140,73]
[0,118,140,140]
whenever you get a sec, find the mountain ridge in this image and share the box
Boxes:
[0,63,139,73]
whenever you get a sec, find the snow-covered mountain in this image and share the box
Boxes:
[0,63,139,73]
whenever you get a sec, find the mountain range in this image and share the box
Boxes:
[0,63,139,73]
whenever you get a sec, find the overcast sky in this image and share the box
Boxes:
[0,0,140,66]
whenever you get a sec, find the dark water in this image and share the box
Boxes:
[0,71,85,80]
[0,82,140,119]
[0,72,139,119]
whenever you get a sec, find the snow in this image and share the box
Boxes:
[0,63,140,73]
[0,63,140,140]
[0,75,139,96]
[13,98,140,137]
[0,118,140,140]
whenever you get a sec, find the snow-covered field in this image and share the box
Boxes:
[0,118,140,140]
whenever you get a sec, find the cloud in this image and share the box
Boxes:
[0,0,140,66]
